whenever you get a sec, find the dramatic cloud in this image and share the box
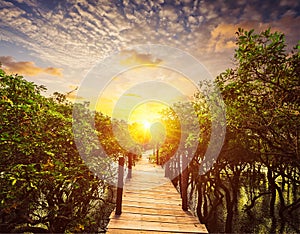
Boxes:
[0,0,299,93]
[208,14,300,53]
[0,56,62,77]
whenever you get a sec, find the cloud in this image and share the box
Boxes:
[208,23,238,52]
[120,50,163,66]
[280,0,300,7]
[0,0,210,71]
[207,13,300,53]
[0,0,298,89]
[208,20,267,52]
[0,56,63,77]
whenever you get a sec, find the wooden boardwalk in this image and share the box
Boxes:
[106,152,208,233]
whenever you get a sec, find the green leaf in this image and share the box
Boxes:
[12,179,17,186]
[45,151,55,157]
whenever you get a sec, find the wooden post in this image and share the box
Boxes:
[153,147,155,161]
[156,143,159,165]
[181,153,188,211]
[177,153,181,197]
[115,156,124,215]
[168,158,173,179]
[165,160,170,177]
[127,153,132,179]
[171,158,175,180]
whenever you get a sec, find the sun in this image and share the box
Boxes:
[127,102,168,145]
[142,120,151,130]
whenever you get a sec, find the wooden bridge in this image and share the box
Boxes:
[106,151,208,233]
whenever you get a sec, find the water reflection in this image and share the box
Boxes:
[171,163,300,233]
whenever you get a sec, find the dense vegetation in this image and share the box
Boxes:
[161,28,300,233]
[0,69,129,232]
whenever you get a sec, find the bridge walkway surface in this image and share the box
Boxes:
[106,152,208,233]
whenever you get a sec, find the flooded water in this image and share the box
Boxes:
[185,173,300,233]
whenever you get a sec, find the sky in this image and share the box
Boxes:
[0,0,299,121]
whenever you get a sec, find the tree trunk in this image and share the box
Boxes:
[275,182,286,218]
[196,181,205,223]
[267,167,276,217]
[221,184,233,233]
[232,167,241,211]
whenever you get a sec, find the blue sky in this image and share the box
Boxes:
[0,0,299,108]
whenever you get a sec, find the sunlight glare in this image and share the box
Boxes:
[127,101,168,145]
[143,120,151,130]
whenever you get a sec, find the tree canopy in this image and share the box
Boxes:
[163,28,300,233]
[0,69,116,232]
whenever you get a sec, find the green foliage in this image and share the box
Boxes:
[165,28,299,233]
[0,69,114,232]
[159,102,200,164]
[208,28,300,232]
[159,107,180,163]
[217,28,300,164]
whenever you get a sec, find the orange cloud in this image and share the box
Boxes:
[120,50,162,66]
[208,21,286,53]
[0,56,63,77]
[208,23,240,52]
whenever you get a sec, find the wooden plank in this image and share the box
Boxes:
[123,193,182,202]
[109,212,200,224]
[122,198,182,206]
[107,219,207,233]
[120,206,189,216]
[122,201,182,210]
[122,195,181,203]
[107,229,179,234]
[106,151,208,233]
[107,229,207,234]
